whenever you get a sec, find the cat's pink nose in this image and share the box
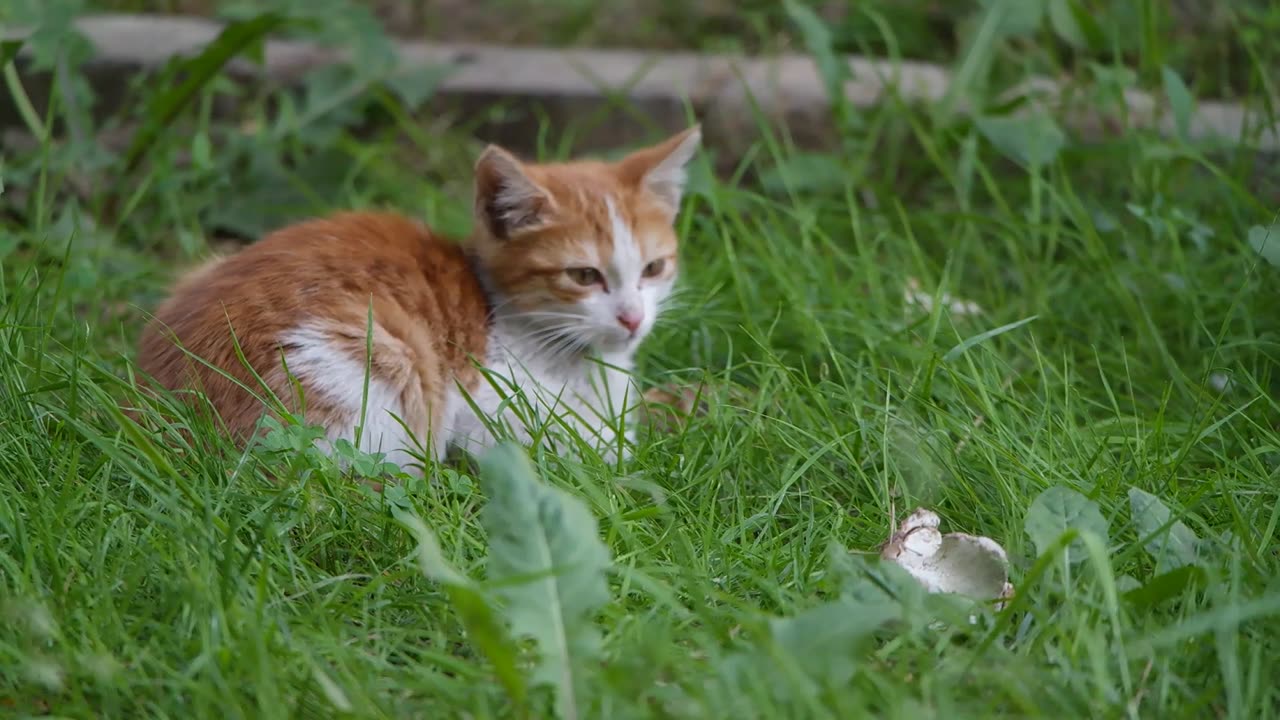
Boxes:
[616,310,643,334]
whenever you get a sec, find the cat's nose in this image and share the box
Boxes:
[616,310,643,334]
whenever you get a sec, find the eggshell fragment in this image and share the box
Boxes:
[881,508,1013,605]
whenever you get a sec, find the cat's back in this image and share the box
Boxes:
[165,211,472,311]
[138,211,490,436]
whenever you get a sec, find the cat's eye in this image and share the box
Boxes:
[642,259,666,278]
[566,267,603,287]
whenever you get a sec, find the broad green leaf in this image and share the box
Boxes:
[290,63,370,139]
[943,315,1039,362]
[1063,0,1107,51]
[708,653,770,715]
[480,442,611,720]
[1247,224,1280,267]
[3,0,94,71]
[1047,0,1084,47]
[976,113,1065,170]
[190,131,213,169]
[826,546,981,636]
[218,0,397,72]
[980,0,1046,37]
[769,599,900,692]
[1024,485,1109,565]
[397,510,528,711]
[1123,564,1207,609]
[383,62,455,111]
[206,146,352,238]
[1128,488,1203,574]
[0,39,22,67]
[1161,66,1195,140]
[827,544,922,606]
[123,13,286,175]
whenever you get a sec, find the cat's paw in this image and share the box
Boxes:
[640,382,710,433]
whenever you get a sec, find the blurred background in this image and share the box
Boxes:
[3,5,1280,717]
[1,0,1277,357]
[50,0,1274,85]
[3,0,1277,244]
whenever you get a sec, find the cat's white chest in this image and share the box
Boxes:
[444,325,639,461]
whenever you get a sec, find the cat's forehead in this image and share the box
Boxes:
[578,187,632,235]
[578,191,674,265]
[520,164,679,266]
[558,181,667,230]
[538,165,641,219]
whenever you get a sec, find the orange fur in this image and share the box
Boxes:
[137,126,702,471]
[138,213,489,448]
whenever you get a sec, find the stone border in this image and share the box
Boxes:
[5,13,1279,158]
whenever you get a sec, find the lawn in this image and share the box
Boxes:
[2,2,1280,718]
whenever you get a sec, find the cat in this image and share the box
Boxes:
[136,126,701,473]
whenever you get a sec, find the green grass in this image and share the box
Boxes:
[4,3,1280,718]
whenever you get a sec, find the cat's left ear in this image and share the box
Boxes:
[618,125,702,216]
[474,144,557,241]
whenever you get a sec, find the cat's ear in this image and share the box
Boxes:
[618,125,702,216]
[474,145,556,240]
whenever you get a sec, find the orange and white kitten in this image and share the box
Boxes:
[137,126,701,471]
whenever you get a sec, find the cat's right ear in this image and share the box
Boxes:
[474,145,555,241]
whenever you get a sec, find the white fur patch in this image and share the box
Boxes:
[445,323,640,463]
[606,197,644,288]
[280,324,419,470]
[605,196,648,332]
